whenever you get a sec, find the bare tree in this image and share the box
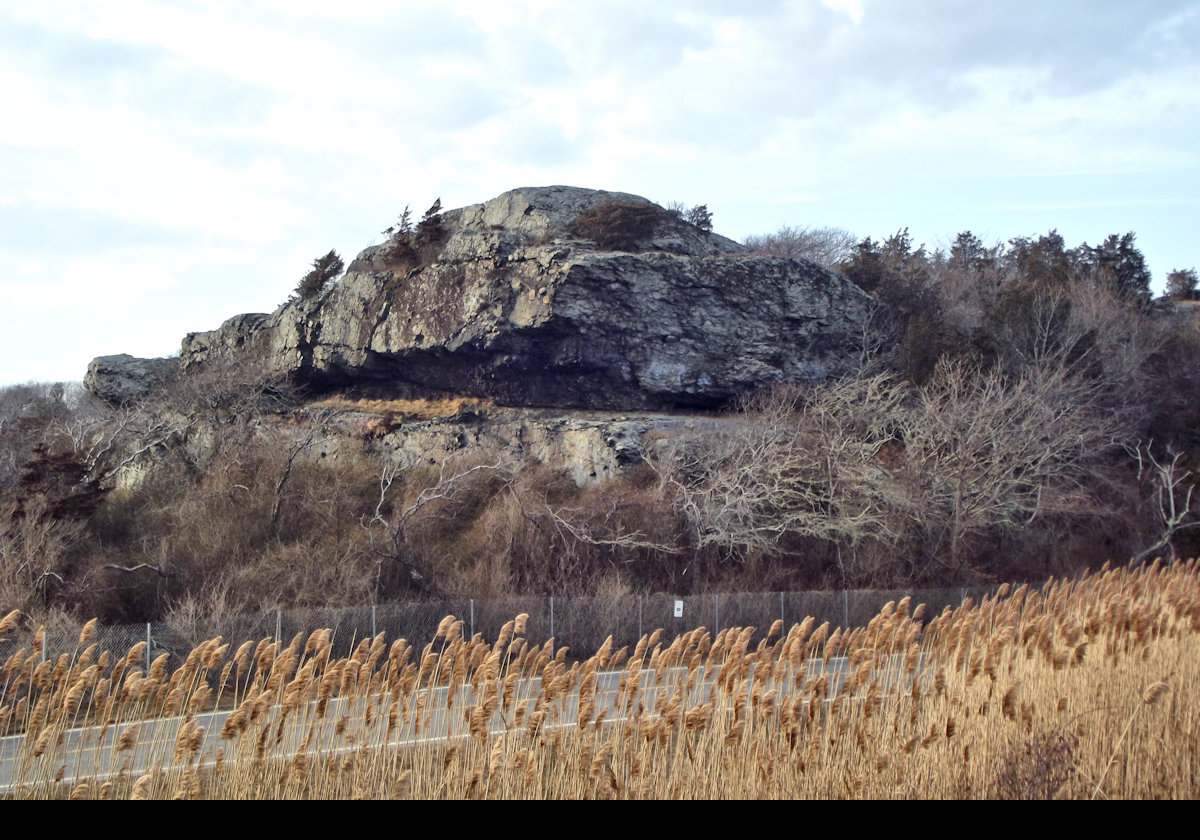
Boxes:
[901,360,1122,577]
[268,410,333,535]
[363,454,514,597]
[0,382,85,489]
[742,226,858,268]
[167,354,297,427]
[61,403,190,486]
[988,285,1161,399]
[0,494,87,613]
[655,357,1125,584]
[651,374,912,574]
[1126,444,1199,566]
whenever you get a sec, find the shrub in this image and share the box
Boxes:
[664,201,714,233]
[569,200,671,251]
[683,204,713,232]
[1166,268,1198,301]
[742,225,857,267]
[381,199,449,273]
[414,198,445,250]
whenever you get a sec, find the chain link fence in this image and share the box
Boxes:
[3,584,1002,677]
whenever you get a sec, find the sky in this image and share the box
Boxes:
[2,0,1199,385]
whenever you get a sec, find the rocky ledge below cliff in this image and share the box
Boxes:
[300,402,727,487]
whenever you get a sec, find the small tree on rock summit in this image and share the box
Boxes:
[295,249,345,300]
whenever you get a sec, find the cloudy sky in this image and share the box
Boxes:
[2,0,1198,385]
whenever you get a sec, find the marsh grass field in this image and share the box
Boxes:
[1,560,1197,799]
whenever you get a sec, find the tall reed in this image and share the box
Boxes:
[2,561,1197,798]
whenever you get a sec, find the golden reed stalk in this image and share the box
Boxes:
[2,561,1197,799]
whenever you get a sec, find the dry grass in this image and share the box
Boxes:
[2,561,1197,799]
[310,395,491,422]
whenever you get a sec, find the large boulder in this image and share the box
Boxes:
[134,186,872,410]
[84,354,178,404]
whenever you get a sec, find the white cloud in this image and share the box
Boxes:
[820,0,864,25]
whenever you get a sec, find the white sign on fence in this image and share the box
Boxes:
[673,600,684,618]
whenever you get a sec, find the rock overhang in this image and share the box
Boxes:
[86,187,873,411]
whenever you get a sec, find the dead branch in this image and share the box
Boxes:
[540,502,681,554]
[362,456,514,597]
[103,563,175,577]
[1127,443,1199,566]
[269,410,332,534]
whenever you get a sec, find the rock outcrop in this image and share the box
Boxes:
[312,404,715,487]
[164,186,872,411]
[84,354,178,404]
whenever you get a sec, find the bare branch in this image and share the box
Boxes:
[540,502,682,554]
[360,456,514,597]
[1126,443,1199,566]
[651,373,911,557]
[103,563,175,577]
[269,411,331,534]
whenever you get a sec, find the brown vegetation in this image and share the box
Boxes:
[1,561,1196,799]
[310,395,492,423]
[2,221,1199,625]
[380,199,449,273]
[293,250,344,300]
[569,200,674,251]
[742,225,858,267]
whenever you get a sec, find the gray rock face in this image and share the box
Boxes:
[321,406,711,487]
[84,354,178,404]
[163,186,872,410]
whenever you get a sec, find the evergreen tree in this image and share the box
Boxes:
[294,249,344,300]
[1081,232,1151,303]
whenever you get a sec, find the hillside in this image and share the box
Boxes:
[1,190,1198,625]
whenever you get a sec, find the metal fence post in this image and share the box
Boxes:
[371,604,376,639]
[637,596,643,640]
[548,596,555,644]
[469,599,475,639]
[276,610,282,646]
[842,590,849,629]
[780,592,785,628]
[145,623,152,674]
[714,594,719,635]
